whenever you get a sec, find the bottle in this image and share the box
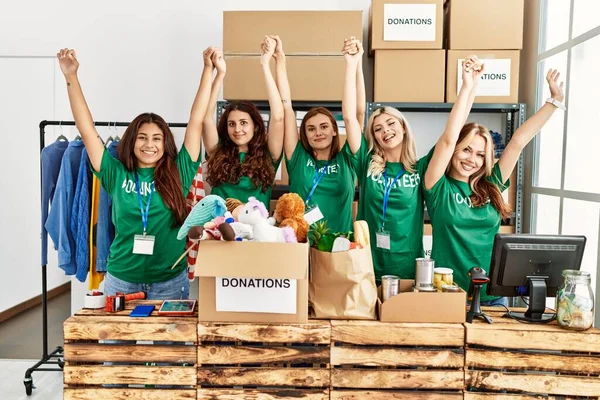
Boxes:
[556,270,594,330]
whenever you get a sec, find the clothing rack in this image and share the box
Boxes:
[24,119,187,396]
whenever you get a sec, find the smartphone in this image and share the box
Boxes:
[157,300,196,316]
[129,304,155,317]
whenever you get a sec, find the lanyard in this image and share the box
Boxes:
[381,168,404,230]
[305,161,330,205]
[135,172,155,235]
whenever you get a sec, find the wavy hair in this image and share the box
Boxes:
[206,101,275,191]
[364,107,417,176]
[117,112,187,226]
[450,122,512,219]
[298,107,340,161]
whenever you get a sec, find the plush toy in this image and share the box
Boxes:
[226,198,245,220]
[274,193,310,243]
[177,195,227,240]
[238,197,297,243]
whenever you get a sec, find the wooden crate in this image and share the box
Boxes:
[465,307,600,399]
[63,300,197,400]
[197,321,331,399]
[330,320,465,399]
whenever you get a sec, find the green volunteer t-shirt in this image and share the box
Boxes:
[424,162,510,301]
[345,137,431,280]
[286,142,356,233]
[210,152,281,208]
[93,147,199,284]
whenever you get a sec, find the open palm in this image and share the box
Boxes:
[547,69,565,102]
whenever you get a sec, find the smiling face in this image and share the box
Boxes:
[133,122,164,168]
[372,113,404,151]
[227,110,255,152]
[305,113,336,152]
[448,126,494,183]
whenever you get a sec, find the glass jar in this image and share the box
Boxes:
[556,270,594,330]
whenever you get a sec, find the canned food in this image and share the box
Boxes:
[441,284,461,293]
[415,258,435,288]
[413,285,437,292]
[382,275,400,302]
[434,267,453,289]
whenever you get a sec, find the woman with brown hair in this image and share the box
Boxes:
[202,38,285,208]
[57,47,213,299]
[269,35,359,233]
[424,59,565,305]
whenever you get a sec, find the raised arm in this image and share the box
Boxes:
[356,41,366,129]
[424,58,482,190]
[342,38,363,155]
[183,47,216,162]
[498,69,564,181]
[57,49,105,172]
[202,48,226,157]
[261,36,284,161]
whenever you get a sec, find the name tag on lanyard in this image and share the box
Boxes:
[304,161,329,225]
[304,205,324,225]
[376,168,404,250]
[133,234,156,255]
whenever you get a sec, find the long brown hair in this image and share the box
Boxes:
[450,122,512,219]
[206,101,275,191]
[298,107,340,161]
[117,112,187,226]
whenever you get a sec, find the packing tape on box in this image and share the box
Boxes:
[84,292,107,309]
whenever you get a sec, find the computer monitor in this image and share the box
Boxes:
[487,234,586,322]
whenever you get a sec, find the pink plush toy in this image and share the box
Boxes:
[238,197,297,243]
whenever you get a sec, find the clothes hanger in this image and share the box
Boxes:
[56,121,69,142]
[114,122,121,142]
[105,122,114,146]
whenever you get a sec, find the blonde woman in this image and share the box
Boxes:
[424,61,565,305]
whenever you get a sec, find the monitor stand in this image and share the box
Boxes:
[467,283,493,324]
[507,276,556,323]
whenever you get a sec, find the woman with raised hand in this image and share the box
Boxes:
[271,35,359,233]
[424,61,565,305]
[57,47,213,299]
[202,38,284,208]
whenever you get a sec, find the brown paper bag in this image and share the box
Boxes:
[309,245,377,319]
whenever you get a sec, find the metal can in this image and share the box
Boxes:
[413,285,437,292]
[381,275,400,302]
[415,258,435,289]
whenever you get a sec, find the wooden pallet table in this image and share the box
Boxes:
[464,307,600,399]
[330,320,465,399]
[63,300,197,400]
[197,320,332,399]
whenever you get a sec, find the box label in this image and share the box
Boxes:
[215,277,297,314]
[383,3,437,42]
[423,235,432,258]
[457,58,512,96]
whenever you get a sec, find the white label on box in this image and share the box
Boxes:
[457,58,512,96]
[215,277,297,314]
[423,235,432,258]
[383,4,437,42]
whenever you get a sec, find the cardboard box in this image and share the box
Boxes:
[378,280,466,323]
[369,0,444,54]
[224,11,362,55]
[374,49,445,102]
[196,241,309,323]
[224,56,346,101]
[449,0,524,50]
[275,161,288,186]
[446,50,520,103]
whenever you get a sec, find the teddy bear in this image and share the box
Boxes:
[273,193,309,243]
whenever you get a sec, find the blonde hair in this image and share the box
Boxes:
[450,122,511,219]
[364,107,417,176]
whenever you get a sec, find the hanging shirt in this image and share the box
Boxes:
[92,147,199,284]
[424,162,510,301]
[345,137,431,281]
[96,140,119,272]
[45,140,85,275]
[72,148,92,282]
[41,140,69,265]
[286,141,356,233]
[210,152,281,208]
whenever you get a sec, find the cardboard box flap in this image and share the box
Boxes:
[195,241,309,280]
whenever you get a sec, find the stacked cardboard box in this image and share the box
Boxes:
[370,0,446,102]
[222,11,362,102]
[446,0,524,103]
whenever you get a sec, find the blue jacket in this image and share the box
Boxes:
[45,140,84,275]
[72,148,92,282]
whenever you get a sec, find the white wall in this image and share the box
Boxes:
[0,0,507,314]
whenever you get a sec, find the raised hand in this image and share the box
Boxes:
[203,46,216,68]
[269,35,284,59]
[57,48,79,76]
[461,55,483,89]
[211,48,226,75]
[342,37,361,64]
[547,69,565,102]
[261,36,276,64]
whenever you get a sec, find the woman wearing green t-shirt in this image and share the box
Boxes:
[57,47,214,299]
[203,39,284,208]
[267,35,359,234]
[424,59,565,304]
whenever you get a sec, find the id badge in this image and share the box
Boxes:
[304,205,324,225]
[133,234,155,255]
[376,230,391,250]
